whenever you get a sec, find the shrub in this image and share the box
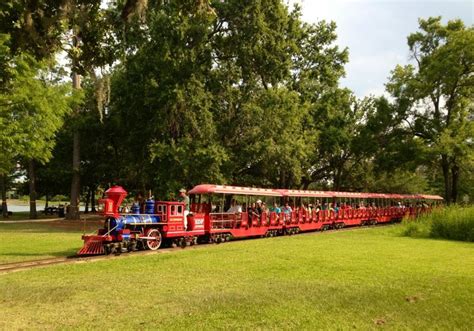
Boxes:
[402,220,430,238]
[430,207,474,242]
[401,206,474,242]
[51,195,68,202]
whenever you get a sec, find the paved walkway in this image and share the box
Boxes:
[0,218,64,224]
[0,214,101,224]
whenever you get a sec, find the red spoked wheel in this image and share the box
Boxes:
[145,228,162,250]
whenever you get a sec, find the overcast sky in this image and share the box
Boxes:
[289,0,473,98]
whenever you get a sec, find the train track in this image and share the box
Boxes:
[0,223,397,274]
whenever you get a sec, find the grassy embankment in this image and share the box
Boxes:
[401,205,474,242]
[0,224,473,330]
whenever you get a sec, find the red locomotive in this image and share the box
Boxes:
[78,184,443,256]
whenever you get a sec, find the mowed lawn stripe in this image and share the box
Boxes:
[1,227,473,330]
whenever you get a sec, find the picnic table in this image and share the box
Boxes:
[43,206,65,217]
[0,206,13,216]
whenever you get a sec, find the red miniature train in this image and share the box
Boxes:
[78,184,443,256]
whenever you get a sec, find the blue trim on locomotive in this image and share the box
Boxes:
[145,199,155,214]
[109,214,161,231]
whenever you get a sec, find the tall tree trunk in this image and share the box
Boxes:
[67,70,81,220]
[441,154,451,205]
[302,178,310,190]
[333,166,343,191]
[85,187,91,214]
[28,159,37,219]
[1,174,8,218]
[451,164,459,204]
[91,186,96,212]
[45,194,49,209]
[279,169,287,188]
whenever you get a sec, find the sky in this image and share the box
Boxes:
[289,0,473,98]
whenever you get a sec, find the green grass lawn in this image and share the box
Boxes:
[0,226,473,330]
[0,221,100,263]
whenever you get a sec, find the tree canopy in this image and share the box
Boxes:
[1,2,472,217]
[387,17,474,203]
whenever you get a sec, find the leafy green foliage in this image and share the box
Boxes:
[401,206,474,242]
[103,0,350,196]
[2,3,471,204]
[0,34,71,174]
[387,17,474,202]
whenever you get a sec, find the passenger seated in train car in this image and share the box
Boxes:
[321,202,328,210]
[298,203,307,212]
[314,200,321,212]
[247,202,256,218]
[227,199,242,213]
[261,202,269,213]
[255,200,263,216]
[270,202,281,214]
[212,204,222,212]
[328,202,335,212]
[282,202,292,214]
[334,203,340,214]
[307,204,313,213]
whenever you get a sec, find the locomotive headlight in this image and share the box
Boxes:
[97,202,104,213]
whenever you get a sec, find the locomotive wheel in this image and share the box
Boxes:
[104,244,112,255]
[128,241,138,252]
[137,240,146,250]
[145,228,162,250]
[115,243,122,255]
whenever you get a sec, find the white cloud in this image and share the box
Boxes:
[289,0,473,97]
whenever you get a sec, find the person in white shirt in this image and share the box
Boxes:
[227,199,242,213]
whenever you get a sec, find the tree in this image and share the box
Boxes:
[100,0,359,196]
[387,17,474,203]
[0,34,71,218]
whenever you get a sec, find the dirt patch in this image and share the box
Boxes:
[405,294,423,303]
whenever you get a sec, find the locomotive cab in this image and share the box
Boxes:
[155,202,187,231]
